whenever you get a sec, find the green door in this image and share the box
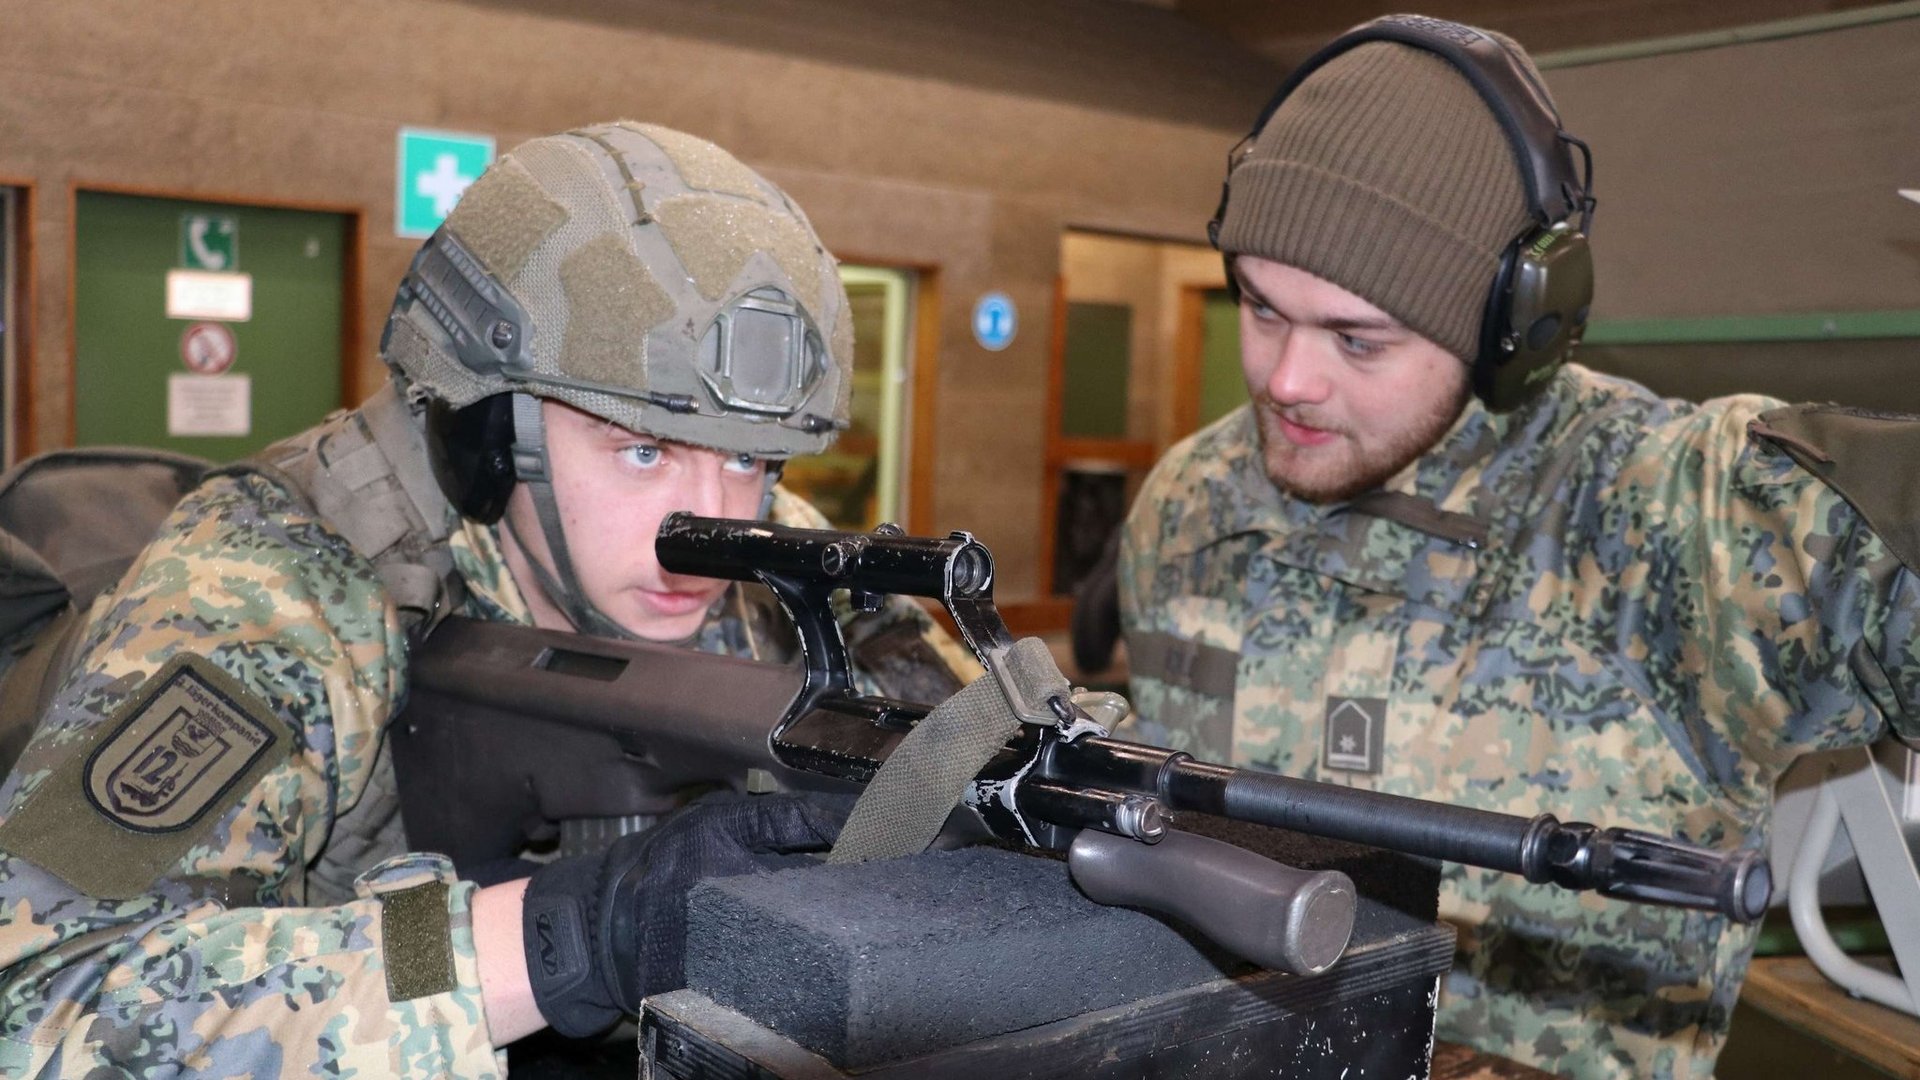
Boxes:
[1061,301,1133,439]
[74,192,349,461]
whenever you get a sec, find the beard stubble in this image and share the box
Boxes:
[1252,381,1470,504]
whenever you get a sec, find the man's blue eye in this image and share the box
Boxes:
[725,453,761,475]
[623,445,662,467]
[1338,333,1380,356]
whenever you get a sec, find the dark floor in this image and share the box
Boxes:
[1717,1000,1899,1080]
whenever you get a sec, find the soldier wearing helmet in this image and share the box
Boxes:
[0,123,974,1075]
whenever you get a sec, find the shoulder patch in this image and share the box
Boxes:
[83,655,288,832]
[0,654,294,899]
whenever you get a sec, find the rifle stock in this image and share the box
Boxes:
[394,619,856,868]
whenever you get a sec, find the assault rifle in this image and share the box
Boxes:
[393,514,1770,976]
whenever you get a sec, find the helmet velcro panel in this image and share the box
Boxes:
[618,122,771,203]
[443,158,568,285]
[506,137,637,375]
[558,233,675,389]
[653,194,827,319]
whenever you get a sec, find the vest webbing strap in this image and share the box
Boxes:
[1129,630,1241,700]
[218,384,464,642]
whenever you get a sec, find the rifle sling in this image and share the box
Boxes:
[829,637,1067,862]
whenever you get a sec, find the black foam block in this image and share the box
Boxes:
[682,846,1236,1068]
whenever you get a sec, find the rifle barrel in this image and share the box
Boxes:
[1053,736,1770,923]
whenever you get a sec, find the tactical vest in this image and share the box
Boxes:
[219,382,467,904]
[0,385,465,906]
[233,382,467,639]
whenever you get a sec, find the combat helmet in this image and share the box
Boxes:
[380,121,853,637]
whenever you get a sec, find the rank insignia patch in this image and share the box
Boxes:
[1322,696,1386,775]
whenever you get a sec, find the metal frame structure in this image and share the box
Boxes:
[1788,743,1920,1016]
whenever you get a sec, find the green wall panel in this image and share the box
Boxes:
[1585,310,1920,345]
[1062,301,1132,439]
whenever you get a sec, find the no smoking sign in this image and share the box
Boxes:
[180,322,237,375]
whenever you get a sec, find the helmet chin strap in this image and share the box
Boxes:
[759,460,784,518]
[508,393,639,641]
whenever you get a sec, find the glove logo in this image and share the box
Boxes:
[525,897,587,985]
[536,912,562,977]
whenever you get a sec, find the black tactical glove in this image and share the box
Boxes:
[520,791,851,1037]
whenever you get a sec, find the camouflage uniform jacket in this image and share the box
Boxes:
[1119,363,1920,1080]
[0,467,974,1077]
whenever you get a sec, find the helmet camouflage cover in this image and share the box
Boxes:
[382,121,853,458]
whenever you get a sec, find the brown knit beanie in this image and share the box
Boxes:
[1218,33,1543,362]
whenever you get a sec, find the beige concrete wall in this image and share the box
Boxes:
[1545,18,1920,320]
[0,0,1276,600]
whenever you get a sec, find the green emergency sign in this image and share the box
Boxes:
[395,128,495,238]
[178,213,238,272]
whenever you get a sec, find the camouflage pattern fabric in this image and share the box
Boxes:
[0,463,972,1075]
[1119,363,1920,1080]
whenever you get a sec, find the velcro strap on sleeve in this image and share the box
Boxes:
[1130,630,1240,699]
[380,879,457,1002]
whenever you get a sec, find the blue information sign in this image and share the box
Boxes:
[972,291,1018,352]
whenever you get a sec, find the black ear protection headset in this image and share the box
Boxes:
[1208,14,1597,412]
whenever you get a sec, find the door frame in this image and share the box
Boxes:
[65,181,365,450]
[0,177,36,462]
[833,252,944,537]
[1036,277,1158,596]
[1171,283,1211,441]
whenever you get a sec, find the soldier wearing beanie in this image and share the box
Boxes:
[1120,15,1920,1080]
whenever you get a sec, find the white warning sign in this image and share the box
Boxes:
[167,373,251,437]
